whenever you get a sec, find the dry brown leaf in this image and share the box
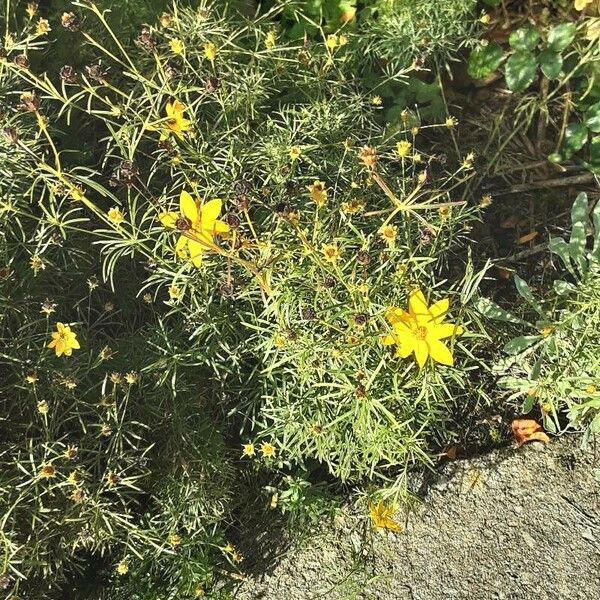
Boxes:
[517,231,539,244]
[511,418,550,447]
[445,446,458,460]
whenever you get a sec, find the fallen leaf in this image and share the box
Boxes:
[511,418,550,446]
[445,446,458,460]
[517,231,538,244]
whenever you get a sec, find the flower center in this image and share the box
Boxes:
[167,117,178,127]
[176,217,192,231]
[413,326,428,341]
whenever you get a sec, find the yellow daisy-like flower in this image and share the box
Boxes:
[369,501,401,533]
[260,442,276,458]
[159,191,230,268]
[322,243,341,264]
[325,34,338,50]
[585,384,597,395]
[116,560,129,576]
[396,140,412,158]
[204,41,217,62]
[371,95,382,106]
[379,224,397,244]
[169,38,184,55]
[289,146,301,161]
[159,100,191,141]
[39,464,56,479]
[107,207,125,224]
[48,322,81,357]
[168,533,182,547]
[382,290,463,368]
[242,443,255,457]
[36,18,50,35]
[308,180,328,207]
[37,400,49,415]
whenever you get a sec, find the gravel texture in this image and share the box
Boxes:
[235,437,600,600]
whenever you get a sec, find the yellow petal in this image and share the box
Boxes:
[212,219,230,235]
[429,298,449,323]
[70,338,81,350]
[382,334,396,346]
[175,234,188,257]
[414,340,429,368]
[200,198,222,226]
[386,307,410,325]
[180,191,198,222]
[165,102,174,117]
[428,339,454,366]
[408,290,429,321]
[56,322,65,333]
[187,239,204,267]
[159,211,178,228]
[171,100,185,115]
[430,323,464,340]
[396,338,414,359]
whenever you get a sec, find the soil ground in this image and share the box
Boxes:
[235,436,600,600]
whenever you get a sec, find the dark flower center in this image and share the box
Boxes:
[176,217,192,231]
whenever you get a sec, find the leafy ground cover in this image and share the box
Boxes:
[0,1,599,598]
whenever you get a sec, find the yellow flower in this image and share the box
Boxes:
[289,146,302,161]
[265,31,277,49]
[168,285,181,300]
[540,326,553,338]
[371,95,382,106]
[48,322,81,357]
[338,34,349,46]
[125,371,139,385]
[462,152,475,170]
[369,501,401,533]
[379,224,398,244]
[308,180,328,207]
[116,560,129,576]
[70,186,86,202]
[445,116,458,129]
[341,199,364,215]
[30,255,45,274]
[479,194,493,208]
[37,400,49,415]
[242,443,255,457]
[159,191,230,268]
[169,39,184,55]
[575,0,594,10]
[585,385,597,395]
[382,290,463,368]
[479,12,491,24]
[26,372,39,384]
[64,446,78,460]
[396,140,412,158]
[36,18,50,35]
[107,207,125,224]
[39,464,56,479]
[159,100,191,141]
[325,34,338,50]
[322,243,341,264]
[168,533,182,547]
[260,442,276,458]
[160,12,173,27]
[204,41,217,62]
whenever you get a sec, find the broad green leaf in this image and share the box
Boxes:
[503,335,541,355]
[592,190,600,262]
[553,279,576,296]
[522,393,537,413]
[509,27,540,51]
[513,274,544,314]
[505,51,537,92]
[569,192,588,272]
[563,122,588,154]
[585,101,600,133]
[548,237,575,274]
[474,297,530,326]
[538,49,563,79]
[468,44,504,80]
[547,23,576,53]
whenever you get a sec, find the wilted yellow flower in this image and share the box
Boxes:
[369,501,401,533]
[396,140,412,158]
[322,243,341,264]
[338,34,349,46]
[107,207,125,224]
[575,0,594,10]
[462,152,475,169]
[260,442,276,458]
[125,371,139,385]
[383,290,463,368]
[341,199,364,215]
[26,3,38,18]
[358,145,377,169]
[242,443,255,457]
[265,31,277,49]
[116,560,129,575]
[26,372,39,384]
[159,190,230,267]
[308,180,328,207]
[37,400,49,415]
[168,533,182,547]
[159,12,173,28]
[39,464,56,479]
[204,41,217,62]
[479,194,493,208]
[445,116,458,128]
[379,224,398,244]
[110,372,123,384]
[479,12,491,24]
[64,446,78,460]
[169,39,184,55]
[30,255,45,274]
[36,18,50,35]
[48,323,80,357]
[70,186,86,202]
[168,285,181,300]
[105,471,120,488]
[289,146,301,161]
